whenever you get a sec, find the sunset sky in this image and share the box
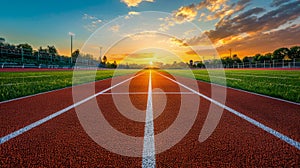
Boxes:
[1,0,299,64]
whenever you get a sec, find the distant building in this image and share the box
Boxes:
[0,37,5,43]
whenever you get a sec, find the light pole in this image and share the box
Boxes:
[99,46,103,63]
[20,46,24,63]
[69,32,75,64]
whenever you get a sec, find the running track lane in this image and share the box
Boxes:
[0,70,299,167]
[0,72,148,167]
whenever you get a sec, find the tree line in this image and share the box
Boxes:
[223,46,300,65]
[1,40,299,69]
[0,42,73,66]
[0,41,117,68]
[189,46,300,68]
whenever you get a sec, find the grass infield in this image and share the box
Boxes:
[165,69,300,103]
[0,69,299,103]
[0,69,136,102]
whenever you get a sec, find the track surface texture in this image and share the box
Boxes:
[0,70,299,167]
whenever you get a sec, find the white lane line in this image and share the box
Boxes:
[195,78,300,106]
[158,72,300,150]
[2,81,42,86]
[0,73,142,145]
[194,74,242,81]
[0,75,51,79]
[0,76,114,104]
[228,73,297,79]
[142,70,156,168]
[101,92,194,95]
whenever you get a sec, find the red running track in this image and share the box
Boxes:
[0,70,299,167]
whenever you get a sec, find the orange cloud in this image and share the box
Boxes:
[121,0,154,7]
[159,4,198,31]
[174,4,198,23]
[169,37,188,47]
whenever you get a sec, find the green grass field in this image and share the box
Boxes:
[1,69,299,103]
[166,69,300,103]
[0,69,136,102]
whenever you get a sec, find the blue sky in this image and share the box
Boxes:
[0,0,199,53]
[0,0,299,61]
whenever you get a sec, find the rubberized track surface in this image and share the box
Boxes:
[0,70,299,167]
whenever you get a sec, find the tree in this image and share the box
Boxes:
[289,46,300,59]
[232,54,242,63]
[221,57,234,64]
[72,49,80,63]
[253,53,261,62]
[17,43,33,53]
[242,56,250,62]
[272,47,289,60]
[102,55,107,65]
[196,61,204,68]
[264,53,272,61]
[189,60,193,67]
[47,46,57,56]
[112,61,117,68]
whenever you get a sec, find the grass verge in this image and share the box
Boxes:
[164,69,300,103]
[0,69,136,102]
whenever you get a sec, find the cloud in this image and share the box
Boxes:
[159,0,250,31]
[216,24,300,56]
[184,34,213,46]
[202,0,251,21]
[184,28,197,36]
[170,34,213,48]
[83,14,102,32]
[121,0,154,7]
[125,11,140,19]
[110,25,120,33]
[169,37,189,47]
[205,1,300,43]
[173,4,198,23]
[109,53,154,62]
[128,11,140,15]
[166,1,300,58]
[125,31,157,40]
[107,53,128,61]
[197,0,229,12]
[83,14,97,20]
[205,7,266,42]
[160,4,198,31]
[271,0,291,7]
[129,52,154,59]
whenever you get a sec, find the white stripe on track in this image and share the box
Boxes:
[158,72,300,150]
[142,70,156,168]
[101,92,194,95]
[0,76,117,104]
[0,73,142,145]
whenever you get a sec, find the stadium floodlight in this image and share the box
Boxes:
[99,46,103,63]
[69,32,75,64]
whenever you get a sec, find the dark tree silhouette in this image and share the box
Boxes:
[47,46,57,56]
[102,55,107,65]
[17,43,33,52]
[272,47,290,60]
[289,46,300,59]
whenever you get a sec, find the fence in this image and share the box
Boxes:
[0,62,71,69]
[204,59,300,69]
